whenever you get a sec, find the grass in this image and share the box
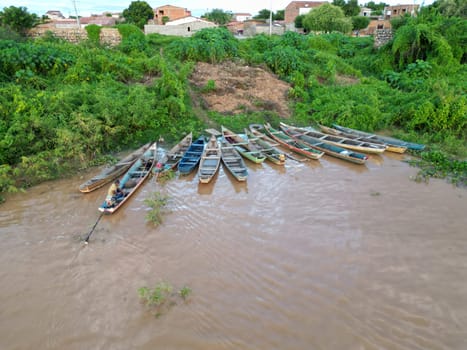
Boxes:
[138,282,192,318]
[144,191,169,225]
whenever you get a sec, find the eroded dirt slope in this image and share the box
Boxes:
[189,61,292,117]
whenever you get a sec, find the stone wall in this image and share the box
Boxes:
[374,29,393,48]
[28,26,122,45]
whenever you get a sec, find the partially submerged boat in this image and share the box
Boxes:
[318,125,406,154]
[79,142,151,193]
[219,139,248,181]
[332,124,425,151]
[279,123,368,165]
[178,136,205,175]
[98,143,157,214]
[245,128,286,166]
[295,125,387,154]
[263,123,324,161]
[154,132,192,176]
[222,126,266,164]
[198,135,221,183]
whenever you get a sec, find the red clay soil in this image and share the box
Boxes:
[189,61,292,117]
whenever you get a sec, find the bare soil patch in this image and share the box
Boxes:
[189,61,292,117]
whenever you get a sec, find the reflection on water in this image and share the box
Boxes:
[1,153,466,350]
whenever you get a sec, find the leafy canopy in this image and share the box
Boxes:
[0,6,38,35]
[122,1,153,29]
[352,16,371,30]
[303,4,352,33]
[202,8,233,25]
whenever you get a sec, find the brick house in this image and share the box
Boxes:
[153,5,191,25]
[383,4,419,19]
[284,1,328,24]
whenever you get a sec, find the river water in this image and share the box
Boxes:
[0,151,466,350]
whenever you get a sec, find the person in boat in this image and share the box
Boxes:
[105,179,124,207]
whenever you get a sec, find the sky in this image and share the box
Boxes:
[0,0,433,17]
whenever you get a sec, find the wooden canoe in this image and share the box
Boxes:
[178,136,205,175]
[221,126,266,164]
[154,132,193,176]
[79,142,151,193]
[318,125,406,154]
[198,135,221,184]
[98,143,157,214]
[244,129,286,165]
[248,125,307,163]
[332,124,425,151]
[294,125,387,154]
[279,123,368,165]
[263,123,324,160]
[219,139,248,181]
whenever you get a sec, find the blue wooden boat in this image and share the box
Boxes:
[98,143,157,214]
[332,124,425,151]
[153,132,192,176]
[178,136,205,175]
[279,123,368,165]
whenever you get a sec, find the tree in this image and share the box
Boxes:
[202,8,233,25]
[295,14,306,28]
[365,1,388,11]
[254,9,273,20]
[303,4,352,33]
[332,0,346,8]
[343,0,361,16]
[122,1,153,29]
[434,0,467,18]
[352,16,371,31]
[0,6,38,35]
[275,10,285,20]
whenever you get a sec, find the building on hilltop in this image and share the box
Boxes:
[145,16,216,37]
[45,10,66,20]
[153,5,191,25]
[383,4,419,19]
[284,1,328,25]
[234,13,253,22]
[359,7,373,17]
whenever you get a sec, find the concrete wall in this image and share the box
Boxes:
[145,22,217,37]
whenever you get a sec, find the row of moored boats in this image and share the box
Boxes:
[78,123,425,214]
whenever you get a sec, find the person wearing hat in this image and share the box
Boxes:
[105,179,123,207]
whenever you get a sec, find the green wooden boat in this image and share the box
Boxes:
[222,126,266,164]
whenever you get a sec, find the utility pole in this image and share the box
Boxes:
[269,0,273,35]
[72,0,80,27]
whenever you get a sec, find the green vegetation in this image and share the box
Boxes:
[122,1,154,29]
[303,4,352,34]
[138,282,192,317]
[0,6,39,36]
[0,2,465,203]
[144,191,169,225]
[201,9,233,26]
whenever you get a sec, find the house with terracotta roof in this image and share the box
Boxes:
[153,5,191,25]
[284,1,328,25]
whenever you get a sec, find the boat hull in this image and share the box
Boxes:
[98,143,157,214]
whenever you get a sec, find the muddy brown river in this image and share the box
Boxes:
[1,151,466,350]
